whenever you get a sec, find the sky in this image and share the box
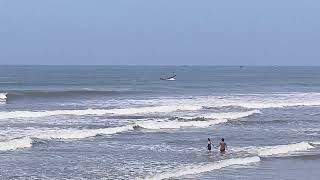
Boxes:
[0,0,320,65]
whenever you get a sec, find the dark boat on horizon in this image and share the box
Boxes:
[160,73,176,81]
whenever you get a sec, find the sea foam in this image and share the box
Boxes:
[35,125,133,140]
[233,142,315,157]
[144,156,260,180]
[0,137,33,151]
[180,110,260,120]
[0,126,133,151]
[0,105,201,120]
[135,119,228,129]
[136,110,259,129]
[0,110,258,151]
[0,93,7,102]
[257,142,315,156]
[311,141,320,145]
[200,92,320,109]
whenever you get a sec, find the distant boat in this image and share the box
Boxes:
[160,73,176,81]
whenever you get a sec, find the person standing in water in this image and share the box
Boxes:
[219,138,227,152]
[207,138,212,151]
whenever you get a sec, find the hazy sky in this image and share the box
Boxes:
[0,0,320,65]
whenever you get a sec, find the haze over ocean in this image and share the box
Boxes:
[1,0,320,65]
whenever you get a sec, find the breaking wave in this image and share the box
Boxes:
[143,141,319,179]
[179,110,260,120]
[35,125,133,140]
[0,110,259,151]
[134,110,259,129]
[0,137,33,151]
[134,119,228,129]
[311,142,320,145]
[143,156,260,180]
[223,102,320,109]
[234,142,315,157]
[197,92,320,109]
[0,105,201,120]
[136,92,320,110]
[0,126,133,151]
[0,93,7,102]
[257,142,315,156]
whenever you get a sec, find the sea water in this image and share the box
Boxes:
[0,66,320,179]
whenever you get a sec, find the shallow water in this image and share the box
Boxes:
[0,66,320,179]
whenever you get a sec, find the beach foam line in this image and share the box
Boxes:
[0,105,201,120]
[143,156,260,180]
[233,142,315,157]
[180,110,260,120]
[0,137,33,151]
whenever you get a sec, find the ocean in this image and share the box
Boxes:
[0,66,320,179]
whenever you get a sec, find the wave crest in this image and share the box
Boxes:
[144,156,260,180]
[257,142,314,156]
[0,126,133,151]
[35,125,133,140]
[136,110,259,130]
[233,142,315,157]
[180,110,260,120]
[135,119,228,129]
[0,137,33,151]
[0,93,7,102]
[0,105,201,120]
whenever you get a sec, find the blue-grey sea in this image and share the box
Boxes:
[1,66,320,179]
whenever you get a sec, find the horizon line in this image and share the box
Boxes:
[1,64,320,67]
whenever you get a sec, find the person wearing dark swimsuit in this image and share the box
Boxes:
[207,138,212,151]
[219,138,227,152]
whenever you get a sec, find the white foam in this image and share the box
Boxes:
[0,105,201,120]
[0,93,7,101]
[137,110,259,130]
[181,110,260,120]
[227,102,320,109]
[200,92,320,109]
[35,125,133,140]
[145,92,320,110]
[144,156,260,180]
[166,78,175,81]
[257,142,314,156]
[3,92,320,120]
[0,126,133,151]
[0,137,33,151]
[311,142,320,145]
[111,105,201,115]
[233,142,315,157]
[135,119,228,129]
